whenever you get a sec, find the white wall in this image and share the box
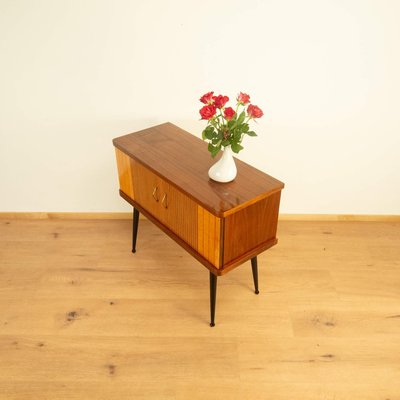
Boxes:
[1,0,399,214]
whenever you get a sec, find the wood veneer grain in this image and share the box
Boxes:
[113,122,284,217]
[120,190,220,274]
[162,179,198,251]
[223,192,281,265]
[132,160,163,222]
[131,160,198,251]
[115,148,135,200]
[197,206,222,269]
[114,123,284,274]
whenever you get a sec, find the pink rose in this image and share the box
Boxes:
[212,95,229,108]
[200,91,214,104]
[224,107,235,121]
[247,104,264,119]
[199,104,217,120]
[237,92,250,105]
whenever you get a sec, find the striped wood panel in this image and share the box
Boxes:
[132,160,163,220]
[115,148,135,200]
[161,180,198,250]
[197,206,222,269]
[132,160,198,250]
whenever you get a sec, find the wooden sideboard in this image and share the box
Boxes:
[113,122,284,326]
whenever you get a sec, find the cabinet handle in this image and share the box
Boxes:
[152,187,159,202]
[162,193,168,209]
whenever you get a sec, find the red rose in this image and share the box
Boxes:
[237,92,250,105]
[200,91,214,104]
[224,107,235,121]
[199,104,217,120]
[212,95,229,108]
[247,104,264,119]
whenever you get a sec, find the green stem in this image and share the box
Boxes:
[235,102,240,115]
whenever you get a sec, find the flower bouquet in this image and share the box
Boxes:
[199,91,263,158]
[199,91,264,182]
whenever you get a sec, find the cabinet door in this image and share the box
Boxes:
[133,161,165,222]
[161,180,198,250]
[133,161,198,250]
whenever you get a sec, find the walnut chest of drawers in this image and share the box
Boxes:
[113,122,284,326]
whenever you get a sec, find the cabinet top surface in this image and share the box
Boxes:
[113,122,284,216]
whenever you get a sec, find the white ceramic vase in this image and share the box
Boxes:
[208,145,237,183]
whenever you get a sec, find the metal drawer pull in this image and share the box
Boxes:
[152,187,159,201]
[162,193,168,209]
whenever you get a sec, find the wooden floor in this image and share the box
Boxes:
[0,218,399,399]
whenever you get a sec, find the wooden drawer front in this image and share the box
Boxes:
[223,191,281,265]
[133,161,198,249]
[115,148,135,200]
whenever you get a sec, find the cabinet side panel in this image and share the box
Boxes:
[115,148,135,200]
[223,191,281,265]
[197,206,222,269]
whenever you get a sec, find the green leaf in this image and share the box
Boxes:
[237,111,246,125]
[231,142,244,153]
[221,139,230,147]
[205,126,215,140]
[246,131,257,137]
[242,123,249,132]
[202,129,206,140]
[233,129,241,140]
[208,143,221,158]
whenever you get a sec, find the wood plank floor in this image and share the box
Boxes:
[0,218,399,399]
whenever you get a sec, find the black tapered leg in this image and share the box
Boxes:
[209,272,217,327]
[251,256,259,294]
[131,207,139,253]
